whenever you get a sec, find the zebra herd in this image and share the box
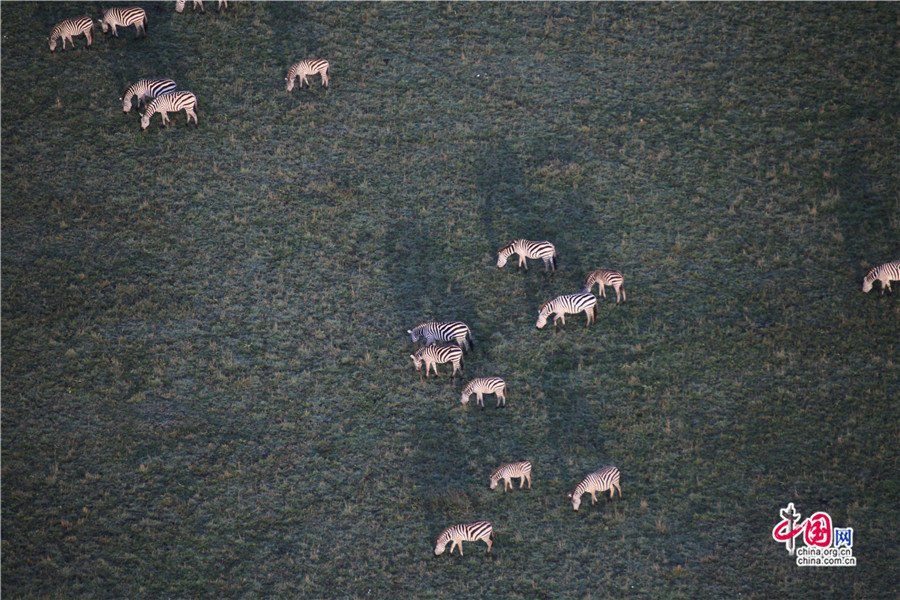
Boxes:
[49,4,331,131]
[409,241,630,557]
[44,3,900,561]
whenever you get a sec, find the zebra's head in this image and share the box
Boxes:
[100,20,109,33]
[535,309,549,330]
[122,94,133,114]
[460,390,471,405]
[434,540,448,556]
[407,328,420,343]
[285,76,295,93]
[496,252,508,269]
[568,491,582,511]
[862,276,874,293]
[489,474,500,490]
[139,113,151,130]
[409,353,423,371]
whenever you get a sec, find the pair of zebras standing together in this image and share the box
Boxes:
[410,240,626,556]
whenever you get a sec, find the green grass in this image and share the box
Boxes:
[2,2,898,598]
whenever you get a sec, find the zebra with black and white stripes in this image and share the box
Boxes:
[99,6,148,39]
[535,293,597,329]
[862,260,900,295]
[140,91,198,130]
[286,59,330,92]
[434,521,493,556]
[490,461,532,492]
[48,16,93,52]
[583,268,626,304]
[410,344,464,378]
[461,377,507,409]
[497,239,557,273]
[408,321,473,353]
[121,78,177,114]
[175,0,228,14]
[568,466,621,511]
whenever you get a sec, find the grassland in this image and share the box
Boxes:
[2,2,898,598]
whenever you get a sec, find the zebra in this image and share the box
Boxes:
[434,521,493,556]
[496,239,557,273]
[568,466,621,511]
[48,16,93,52]
[490,461,532,492]
[99,7,148,39]
[410,344,463,378]
[175,0,228,13]
[121,78,177,114]
[407,321,474,353]
[461,377,507,409]
[535,293,597,329]
[583,268,626,304]
[286,59,331,92]
[862,260,900,295]
[140,91,198,130]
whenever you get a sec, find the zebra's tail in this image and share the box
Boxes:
[144,15,149,34]
[551,254,558,272]
[468,331,475,352]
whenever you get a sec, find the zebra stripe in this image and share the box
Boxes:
[490,461,532,492]
[568,466,621,511]
[461,377,507,409]
[434,521,493,556]
[140,91,198,130]
[862,260,900,295]
[48,16,93,52]
[583,268,626,304]
[175,0,228,14]
[100,7,148,38]
[497,239,557,273]
[121,78,177,114]
[408,321,473,353]
[535,293,597,329]
[409,344,464,378]
[286,59,330,92]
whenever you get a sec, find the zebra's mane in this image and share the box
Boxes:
[863,266,879,280]
[498,241,514,254]
[538,300,551,313]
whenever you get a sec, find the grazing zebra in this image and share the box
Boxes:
[140,91,198,130]
[175,0,228,13]
[286,59,331,92]
[48,16,93,52]
[434,521,493,556]
[568,466,621,511]
[490,461,532,492]
[461,377,507,409]
[583,268,626,304]
[121,78,177,114]
[535,293,597,329]
[407,321,474,353]
[410,344,464,378]
[496,239,557,273]
[100,7,148,38]
[862,260,900,295]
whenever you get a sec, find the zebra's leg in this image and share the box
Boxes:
[598,285,606,299]
[504,477,511,492]
[159,110,170,126]
[886,280,892,294]
[85,31,92,49]
[111,24,118,37]
[590,491,598,505]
